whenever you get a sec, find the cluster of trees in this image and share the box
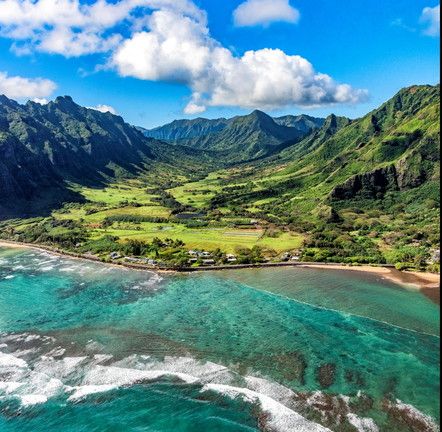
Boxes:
[301,223,386,264]
[77,236,189,268]
[8,219,88,248]
[234,246,266,264]
[150,189,196,215]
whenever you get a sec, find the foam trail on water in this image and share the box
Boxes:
[201,383,331,432]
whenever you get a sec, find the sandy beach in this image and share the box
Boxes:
[301,264,440,304]
[1,240,440,303]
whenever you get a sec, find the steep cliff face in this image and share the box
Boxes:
[330,130,440,201]
[330,165,399,200]
[0,96,157,182]
[0,136,61,200]
[0,95,163,217]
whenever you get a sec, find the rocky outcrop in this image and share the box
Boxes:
[330,147,433,201]
[330,165,399,200]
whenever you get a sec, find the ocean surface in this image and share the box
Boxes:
[0,247,439,432]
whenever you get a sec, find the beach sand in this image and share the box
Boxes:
[301,264,440,304]
[1,240,440,303]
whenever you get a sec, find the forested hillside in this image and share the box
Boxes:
[0,85,439,269]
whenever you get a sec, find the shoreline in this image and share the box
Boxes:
[0,240,439,303]
[299,264,440,304]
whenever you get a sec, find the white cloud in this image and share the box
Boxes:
[0,0,367,113]
[32,97,49,104]
[0,71,56,99]
[0,0,205,56]
[88,104,117,114]
[233,0,300,27]
[113,9,368,113]
[420,4,440,36]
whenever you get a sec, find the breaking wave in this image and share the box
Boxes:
[0,333,439,432]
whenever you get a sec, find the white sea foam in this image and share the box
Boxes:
[245,375,297,405]
[25,335,42,343]
[93,354,114,364]
[0,352,27,368]
[393,400,440,432]
[347,413,380,432]
[82,365,200,387]
[68,384,117,401]
[201,383,331,432]
[3,275,15,280]
[0,381,23,393]
[0,337,439,432]
[131,274,164,291]
[40,266,55,272]
[20,394,48,406]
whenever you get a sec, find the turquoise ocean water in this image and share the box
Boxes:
[0,247,439,431]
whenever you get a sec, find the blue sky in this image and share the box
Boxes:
[0,0,439,128]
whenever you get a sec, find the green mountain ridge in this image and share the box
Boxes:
[0,84,439,269]
[0,95,212,217]
[141,110,325,161]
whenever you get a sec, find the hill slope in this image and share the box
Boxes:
[0,95,212,217]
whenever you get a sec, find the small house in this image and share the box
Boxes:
[202,259,216,266]
[226,254,237,263]
[109,252,121,260]
[126,257,142,263]
[281,252,291,261]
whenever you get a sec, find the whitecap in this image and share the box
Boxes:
[201,383,331,432]
[0,382,23,394]
[0,352,27,368]
[20,394,48,406]
[68,384,117,401]
[81,365,200,387]
[347,413,379,432]
[40,266,55,272]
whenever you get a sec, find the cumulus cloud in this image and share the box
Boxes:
[233,0,300,27]
[0,71,56,99]
[0,0,367,113]
[113,9,367,113]
[32,97,49,104]
[0,0,205,56]
[88,104,117,114]
[420,4,440,36]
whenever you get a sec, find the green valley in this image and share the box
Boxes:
[0,85,439,271]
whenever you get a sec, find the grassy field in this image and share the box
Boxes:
[45,178,306,254]
[74,182,157,206]
[89,223,303,253]
[168,173,223,209]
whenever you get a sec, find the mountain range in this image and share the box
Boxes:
[0,85,439,227]
[140,111,324,161]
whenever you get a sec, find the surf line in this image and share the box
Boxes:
[235,281,441,339]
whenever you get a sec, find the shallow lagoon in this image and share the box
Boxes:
[0,248,439,431]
